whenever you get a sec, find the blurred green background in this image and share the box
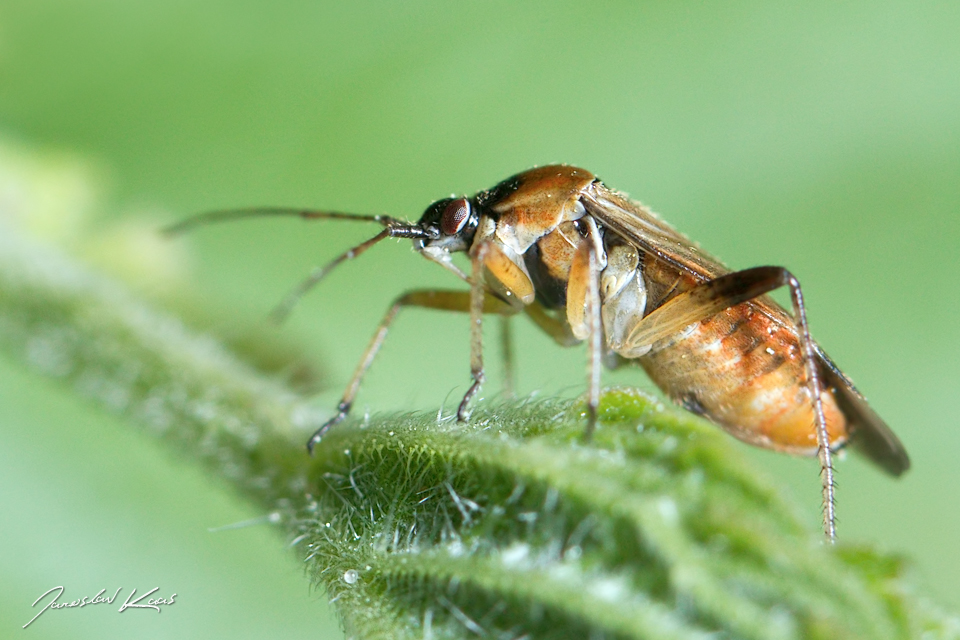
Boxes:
[1,1,958,638]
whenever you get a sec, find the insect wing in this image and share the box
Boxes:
[815,345,910,476]
[581,183,730,282]
[583,181,909,476]
[582,182,802,333]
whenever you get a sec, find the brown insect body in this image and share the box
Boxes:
[473,166,856,454]
[168,164,909,539]
[639,289,848,454]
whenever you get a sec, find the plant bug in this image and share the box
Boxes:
[168,165,909,541]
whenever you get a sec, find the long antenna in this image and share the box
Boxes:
[162,207,405,236]
[164,205,435,322]
[269,229,393,324]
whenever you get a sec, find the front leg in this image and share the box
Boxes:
[457,242,492,421]
[458,216,537,422]
[306,288,514,453]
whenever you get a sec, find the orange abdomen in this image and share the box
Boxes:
[639,303,849,455]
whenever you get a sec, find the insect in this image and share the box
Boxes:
[168,165,909,540]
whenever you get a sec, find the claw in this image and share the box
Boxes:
[306,402,351,454]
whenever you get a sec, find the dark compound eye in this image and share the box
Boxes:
[440,198,470,236]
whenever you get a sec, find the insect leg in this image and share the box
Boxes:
[306,288,514,453]
[584,237,603,439]
[789,278,837,542]
[457,243,492,422]
[623,266,837,541]
[524,302,580,347]
[500,316,515,399]
[565,218,606,439]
